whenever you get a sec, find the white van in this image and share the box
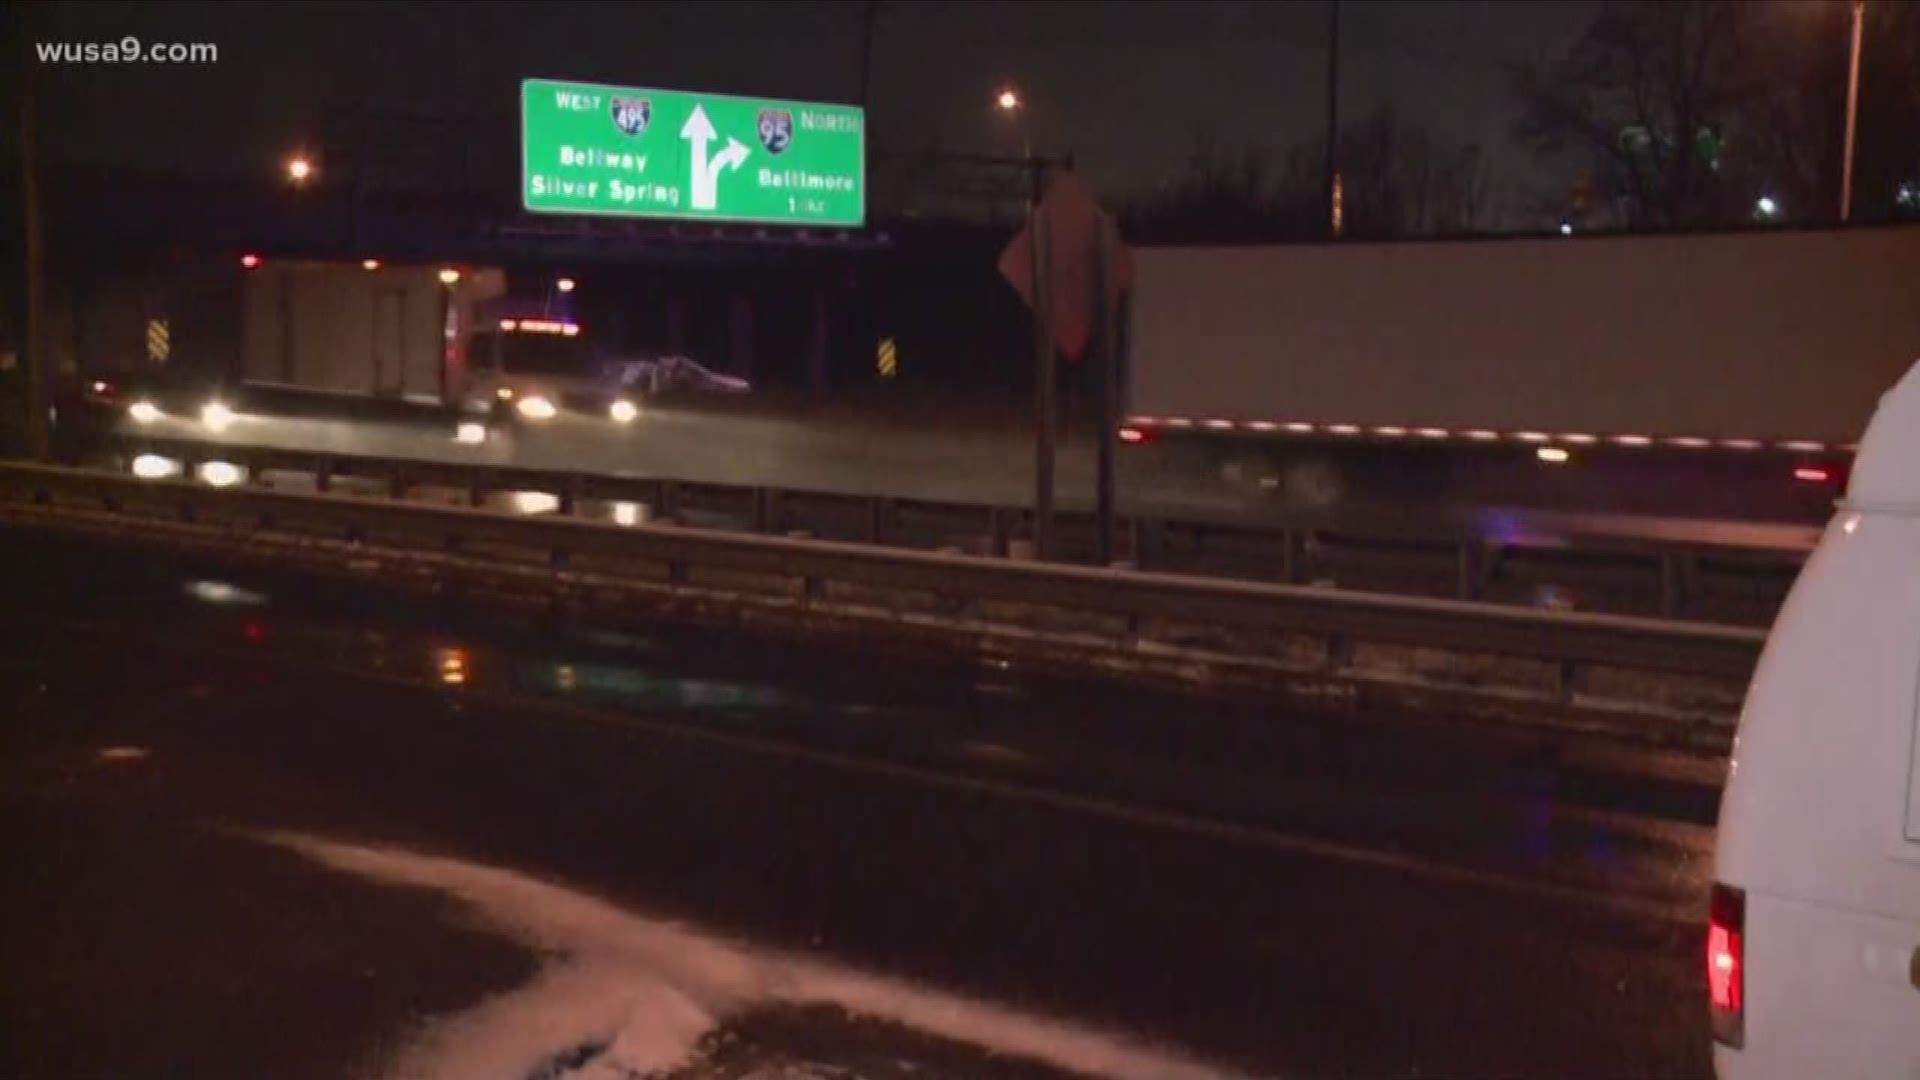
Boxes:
[1711,359,1920,1078]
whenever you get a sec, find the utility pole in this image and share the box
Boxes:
[1839,0,1865,223]
[15,0,49,459]
[1324,0,1342,239]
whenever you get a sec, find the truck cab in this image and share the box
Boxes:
[463,302,632,424]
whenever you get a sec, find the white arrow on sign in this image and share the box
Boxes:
[680,104,750,211]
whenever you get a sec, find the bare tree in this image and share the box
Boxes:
[1328,106,1489,237]
[1510,1,1756,230]
[1512,0,1920,229]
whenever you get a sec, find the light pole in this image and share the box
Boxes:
[1839,0,1865,223]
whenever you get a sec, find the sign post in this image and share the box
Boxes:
[1000,170,1132,563]
[521,78,865,227]
[1028,165,1055,559]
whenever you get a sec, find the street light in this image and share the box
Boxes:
[556,277,576,293]
[1756,195,1781,220]
[996,88,1020,112]
[285,154,314,184]
[1840,0,1865,222]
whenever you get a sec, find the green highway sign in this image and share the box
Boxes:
[521,78,865,227]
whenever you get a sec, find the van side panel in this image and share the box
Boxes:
[1714,510,1920,1078]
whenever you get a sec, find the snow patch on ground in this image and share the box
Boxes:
[261,831,1237,1080]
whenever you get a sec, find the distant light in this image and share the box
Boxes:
[1247,420,1279,432]
[1203,418,1233,430]
[1843,514,1860,535]
[515,395,557,421]
[184,579,266,607]
[200,400,236,432]
[562,323,580,336]
[1780,440,1827,452]
[1559,222,1573,236]
[361,258,381,271]
[1118,426,1146,444]
[609,399,639,424]
[437,268,461,285]
[1284,421,1316,434]
[1536,446,1571,464]
[996,88,1021,111]
[91,380,109,393]
[240,254,262,269]
[510,490,560,514]
[127,400,163,424]
[1611,434,1653,447]
[495,386,515,401]
[286,155,313,183]
[1165,417,1193,428]
[197,460,245,487]
[1464,429,1501,441]
[131,453,181,480]
[1416,427,1450,439]
[1560,433,1598,445]
[436,647,468,686]
[611,501,642,527]
[556,277,576,293]
[1328,423,1361,436]
[1670,436,1713,449]
[1720,438,1765,451]
[96,746,150,762]
[1794,466,1831,483]
[1516,431,1550,443]
[499,318,518,330]
[453,421,488,445]
[1755,195,1779,219]
[1373,425,1408,437]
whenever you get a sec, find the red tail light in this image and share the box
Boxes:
[1708,883,1745,1048]
[1118,426,1153,445]
[1793,466,1830,483]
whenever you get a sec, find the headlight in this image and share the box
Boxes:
[128,400,163,424]
[495,386,515,401]
[609,399,638,424]
[196,460,245,488]
[131,453,181,480]
[201,400,235,432]
[454,421,488,445]
[515,395,557,421]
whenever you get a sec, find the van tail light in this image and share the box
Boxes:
[1708,883,1745,1048]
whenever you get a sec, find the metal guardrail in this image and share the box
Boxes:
[94,433,1809,624]
[0,461,1768,701]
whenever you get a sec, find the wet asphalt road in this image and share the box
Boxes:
[0,529,1720,1079]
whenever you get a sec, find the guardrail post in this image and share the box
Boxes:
[387,465,407,501]
[1280,528,1300,584]
[560,476,581,517]
[1555,658,1580,705]
[1660,553,1691,617]
[989,507,1011,557]
[657,480,679,524]
[867,496,890,545]
[467,469,486,508]
[1456,541,1480,600]
[753,487,778,533]
[314,458,333,494]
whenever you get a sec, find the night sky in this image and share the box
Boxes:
[31,1,1593,220]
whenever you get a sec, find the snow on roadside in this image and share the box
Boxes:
[258,831,1238,1080]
